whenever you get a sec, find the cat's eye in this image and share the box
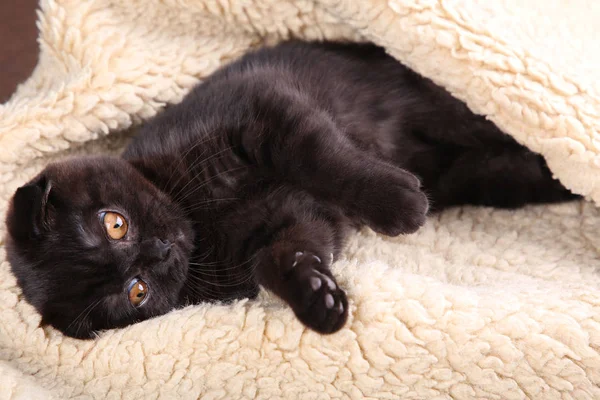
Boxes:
[128,278,149,307]
[102,211,128,239]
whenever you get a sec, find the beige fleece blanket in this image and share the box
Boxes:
[2,0,600,399]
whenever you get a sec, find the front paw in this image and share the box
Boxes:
[285,251,348,334]
[354,166,429,236]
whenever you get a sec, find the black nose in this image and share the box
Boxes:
[144,238,172,260]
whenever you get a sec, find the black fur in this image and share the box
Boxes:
[5,41,577,338]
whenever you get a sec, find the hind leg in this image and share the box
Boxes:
[428,145,579,211]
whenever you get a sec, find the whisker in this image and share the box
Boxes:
[193,245,216,261]
[175,165,246,205]
[161,121,221,191]
[170,146,235,203]
[183,280,223,299]
[189,253,257,272]
[188,261,252,273]
[188,265,254,281]
[188,260,221,267]
[66,298,101,333]
[179,197,239,213]
[71,299,103,338]
[184,255,258,293]
[161,135,216,192]
[186,270,256,288]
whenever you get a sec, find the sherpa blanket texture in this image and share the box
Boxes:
[2,0,600,399]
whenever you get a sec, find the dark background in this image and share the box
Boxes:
[1,0,39,103]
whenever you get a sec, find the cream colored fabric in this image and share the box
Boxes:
[1,0,600,398]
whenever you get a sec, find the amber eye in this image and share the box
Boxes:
[102,211,128,239]
[128,278,149,307]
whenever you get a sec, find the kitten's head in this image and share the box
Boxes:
[5,156,194,339]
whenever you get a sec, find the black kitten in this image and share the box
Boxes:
[5,41,576,339]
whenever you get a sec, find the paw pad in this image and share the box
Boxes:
[325,293,334,308]
[310,276,322,290]
[285,250,348,334]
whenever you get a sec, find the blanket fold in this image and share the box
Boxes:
[1,1,600,398]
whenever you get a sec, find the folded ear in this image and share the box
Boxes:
[7,174,53,240]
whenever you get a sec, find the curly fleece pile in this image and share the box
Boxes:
[2,1,600,399]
